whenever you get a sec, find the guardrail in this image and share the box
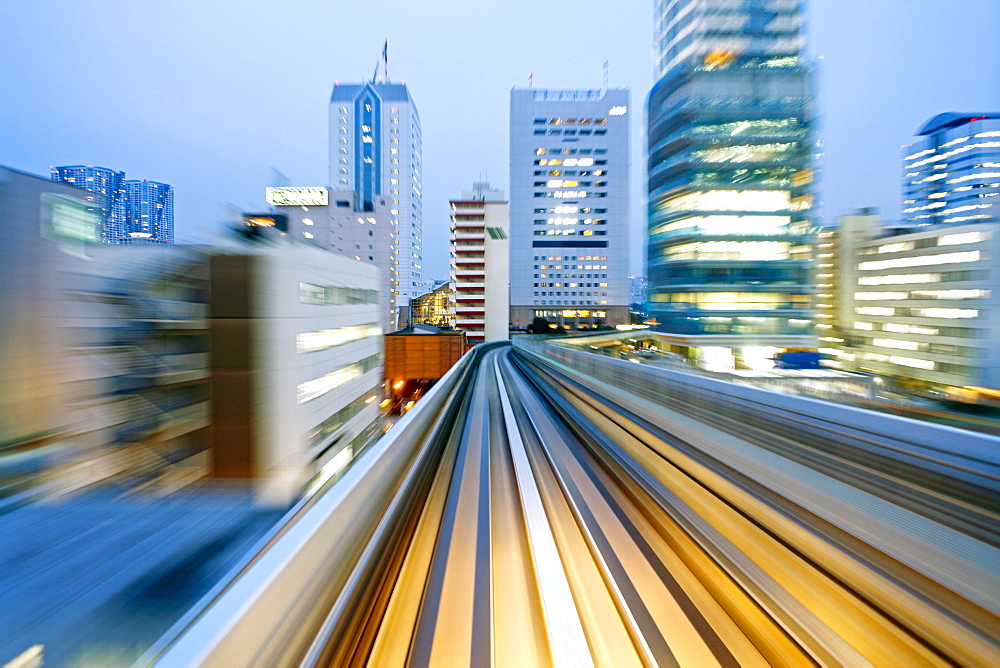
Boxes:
[142,343,502,667]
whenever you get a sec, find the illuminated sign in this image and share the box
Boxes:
[41,193,99,242]
[265,187,328,206]
[242,213,288,231]
[608,106,627,116]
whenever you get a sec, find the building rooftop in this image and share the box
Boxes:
[916,112,1000,135]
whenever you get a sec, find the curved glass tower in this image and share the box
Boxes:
[647,0,814,337]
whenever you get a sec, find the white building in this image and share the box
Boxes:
[329,82,423,314]
[509,88,631,330]
[265,186,396,330]
[212,243,382,504]
[820,210,1000,394]
[449,182,509,344]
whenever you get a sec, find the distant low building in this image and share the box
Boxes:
[819,209,1000,396]
[410,280,454,328]
[384,324,466,413]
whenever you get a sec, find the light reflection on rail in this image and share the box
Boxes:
[151,342,1000,667]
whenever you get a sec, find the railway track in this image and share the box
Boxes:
[151,343,1000,667]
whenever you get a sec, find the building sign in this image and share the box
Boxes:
[265,187,328,207]
[41,193,99,242]
[242,213,289,231]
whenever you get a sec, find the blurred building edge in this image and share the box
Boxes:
[817,209,1000,404]
[408,280,455,329]
[0,166,384,508]
[384,324,466,415]
[450,181,510,344]
[646,0,814,357]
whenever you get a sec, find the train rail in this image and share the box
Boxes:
[148,341,1000,667]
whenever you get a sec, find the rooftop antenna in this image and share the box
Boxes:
[603,60,609,93]
[383,41,389,83]
[372,60,379,84]
[528,71,533,89]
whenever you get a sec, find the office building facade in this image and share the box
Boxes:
[51,165,174,244]
[903,113,1000,226]
[329,82,423,312]
[819,210,999,394]
[266,186,396,330]
[450,182,509,343]
[647,0,814,340]
[510,88,630,330]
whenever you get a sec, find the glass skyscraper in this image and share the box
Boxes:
[903,113,1000,226]
[51,166,174,244]
[647,0,814,336]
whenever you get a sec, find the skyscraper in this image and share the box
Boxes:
[50,165,128,243]
[647,0,814,344]
[330,82,423,317]
[124,179,174,243]
[509,88,631,330]
[902,113,1000,226]
[51,165,174,244]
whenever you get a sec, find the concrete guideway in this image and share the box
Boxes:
[149,342,1000,667]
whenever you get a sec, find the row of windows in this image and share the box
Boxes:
[533,230,607,236]
[535,159,608,167]
[536,148,606,155]
[533,219,607,225]
[296,322,382,354]
[534,300,610,306]
[860,337,979,358]
[533,181,607,187]
[535,282,608,288]
[307,384,380,451]
[297,354,382,404]
[533,191,608,198]
[299,282,380,305]
[534,291,609,297]
[852,321,982,338]
[534,129,607,136]
[534,169,606,177]
[534,117,608,125]
[532,255,607,262]
[854,306,980,319]
[534,207,607,214]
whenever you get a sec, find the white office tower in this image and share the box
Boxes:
[450,182,510,343]
[330,82,423,319]
[265,187,396,331]
[509,88,631,330]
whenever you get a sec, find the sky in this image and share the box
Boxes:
[2,0,998,281]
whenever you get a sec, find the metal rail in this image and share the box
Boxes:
[147,341,1000,666]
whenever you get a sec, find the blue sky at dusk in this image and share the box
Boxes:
[2,0,997,277]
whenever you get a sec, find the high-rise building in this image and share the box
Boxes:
[50,165,128,243]
[647,0,814,344]
[124,179,174,243]
[902,113,1000,226]
[509,88,631,330]
[51,165,174,244]
[329,82,423,314]
[450,181,509,344]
